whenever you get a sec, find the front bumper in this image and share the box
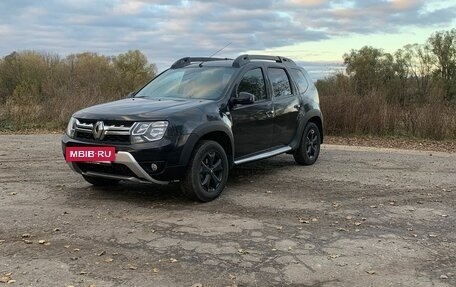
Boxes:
[68,151,169,184]
[62,132,195,182]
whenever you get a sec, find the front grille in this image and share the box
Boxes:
[77,119,134,128]
[74,131,130,143]
[76,162,136,177]
[75,131,93,141]
[74,119,134,144]
[105,135,130,142]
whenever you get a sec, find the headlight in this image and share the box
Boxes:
[131,121,168,143]
[66,117,76,138]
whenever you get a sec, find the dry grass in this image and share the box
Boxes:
[325,135,456,153]
[3,87,123,130]
[0,50,155,130]
[318,75,456,140]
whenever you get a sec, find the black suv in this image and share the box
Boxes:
[62,55,323,201]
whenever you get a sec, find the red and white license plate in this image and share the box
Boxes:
[65,146,116,162]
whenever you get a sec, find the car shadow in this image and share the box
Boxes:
[66,155,297,205]
[229,155,295,183]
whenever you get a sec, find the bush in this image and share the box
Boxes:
[318,74,456,140]
[0,50,156,129]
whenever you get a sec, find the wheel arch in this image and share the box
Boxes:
[290,109,324,150]
[179,123,234,168]
[199,131,233,167]
[307,115,324,143]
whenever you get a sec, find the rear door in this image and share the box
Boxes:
[267,67,300,147]
[230,66,274,158]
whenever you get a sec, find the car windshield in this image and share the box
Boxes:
[135,67,235,100]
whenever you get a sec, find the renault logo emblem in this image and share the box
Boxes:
[93,121,105,140]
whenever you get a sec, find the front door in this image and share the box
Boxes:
[230,67,273,158]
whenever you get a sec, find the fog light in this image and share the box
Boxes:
[151,163,158,172]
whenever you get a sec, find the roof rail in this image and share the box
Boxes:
[232,54,296,68]
[170,57,231,69]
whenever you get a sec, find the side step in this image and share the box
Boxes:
[234,146,292,165]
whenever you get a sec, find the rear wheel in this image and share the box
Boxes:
[82,175,120,186]
[181,140,229,202]
[293,122,321,165]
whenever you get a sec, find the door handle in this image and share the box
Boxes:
[266,111,274,118]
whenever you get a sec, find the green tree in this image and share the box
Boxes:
[343,46,395,97]
[113,50,156,95]
[66,52,116,93]
[0,52,19,104]
[0,51,49,104]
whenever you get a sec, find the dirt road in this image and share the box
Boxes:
[0,134,455,287]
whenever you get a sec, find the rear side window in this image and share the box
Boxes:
[268,68,292,97]
[238,68,267,101]
[290,69,309,93]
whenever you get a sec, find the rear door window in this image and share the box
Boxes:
[267,68,292,98]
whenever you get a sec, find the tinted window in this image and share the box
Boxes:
[135,67,234,100]
[238,68,267,101]
[290,69,309,93]
[268,68,292,97]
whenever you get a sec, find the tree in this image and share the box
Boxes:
[393,48,411,103]
[400,43,434,102]
[66,52,116,91]
[343,46,395,97]
[0,51,50,104]
[427,29,456,100]
[0,52,19,103]
[113,50,157,95]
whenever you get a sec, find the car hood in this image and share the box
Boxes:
[73,98,212,121]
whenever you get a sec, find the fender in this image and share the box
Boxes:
[289,107,323,150]
[178,121,235,167]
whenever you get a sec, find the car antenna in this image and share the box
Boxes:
[199,42,232,67]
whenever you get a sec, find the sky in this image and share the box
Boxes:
[1,0,456,80]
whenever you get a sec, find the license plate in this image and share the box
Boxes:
[65,146,116,162]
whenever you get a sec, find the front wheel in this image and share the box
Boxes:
[293,122,321,165]
[180,140,229,202]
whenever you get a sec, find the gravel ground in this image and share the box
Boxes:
[0,134,455,287]
[326,135,456,153]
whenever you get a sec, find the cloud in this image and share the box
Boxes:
[298,0,456,35]
[287,0,328,7]
[0,0,454,71]
[389,0,423,11]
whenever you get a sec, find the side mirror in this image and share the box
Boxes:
[127,91,136,98]
[233,92,255,105]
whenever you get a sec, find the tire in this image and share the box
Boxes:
[180,140,229,202]
[82,175,120,186]
[293,122,321,165]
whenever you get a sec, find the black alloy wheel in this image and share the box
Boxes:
[306,128,319,160]
[181,140,229,202]
[293,122,321,165]
[200,151,224,193]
